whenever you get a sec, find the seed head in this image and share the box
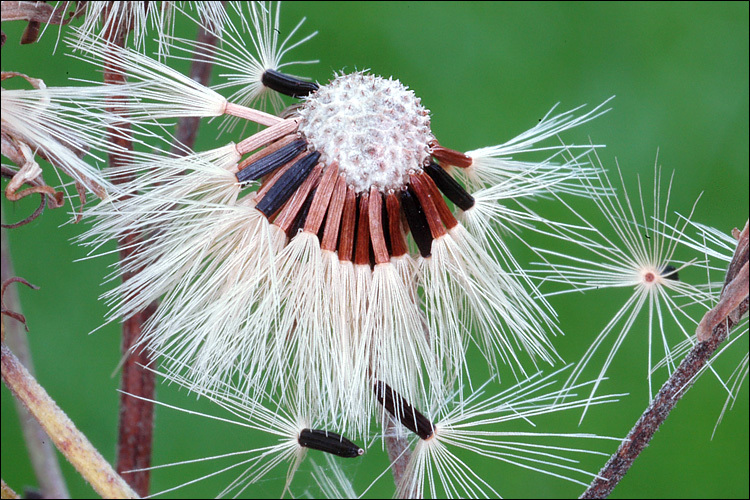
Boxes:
[298,73,432,193]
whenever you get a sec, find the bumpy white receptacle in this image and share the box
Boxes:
[298,72,433,193]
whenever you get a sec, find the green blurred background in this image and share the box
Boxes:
[2,2,747,498]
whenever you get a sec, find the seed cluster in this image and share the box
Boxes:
[236,71,475,265]
[227,70,477,439]
[298,73,433,193]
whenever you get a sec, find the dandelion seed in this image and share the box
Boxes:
[532,150,718,421]
[164,1,318,132]
[1,73,128,199]
[374,381,435,440]
[66,1,232,60]
[127,364,364,498]
[368,367,623,499]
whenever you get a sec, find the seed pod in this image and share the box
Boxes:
[374,381,435,440]
[424,161,475,211]
[236,139,308,183]
[262,69,320,98]
[297,428,364,458]
[256,151,321,217]
[400,187,433,258]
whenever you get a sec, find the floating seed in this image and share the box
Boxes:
[661,264,679,281]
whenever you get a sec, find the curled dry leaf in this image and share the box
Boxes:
[1,137,64,227]
[696,220,749,341]
[2,71,104,217]
[0,276,39,334]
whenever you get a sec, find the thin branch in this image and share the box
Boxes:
[0,1,84,25]
[384,417,415,499]
[1,224,69,499]
[2,479,21,499]
[1,343,138,499]
[580,220,750,499]
[99,7,155,496]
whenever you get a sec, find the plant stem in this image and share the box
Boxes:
[1,343,138,499]
[99,8,155,496]
[1,223,69,499]
[2,478,20,499]
[384,417,415,498]
[580,221,749,499]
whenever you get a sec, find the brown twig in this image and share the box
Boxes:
[384,418,415,499]
[1,225,69,499]
[0,1,84,26]
[697,221,749,341]
[580,220,750,499]
[1,135,65,229]
[1,343,138,499]
[99,7,155,496]
[1,479,20,499]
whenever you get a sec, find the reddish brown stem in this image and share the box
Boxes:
[354,193,371,266]
[369,188,389,265]
[338,187,358,262]
[428,140,473,169]
[303,163,339,234]
[386,192,408,258]
[580,221,750,499]
[100,8,155,496]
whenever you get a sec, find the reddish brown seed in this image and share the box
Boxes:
[354,193,371,266]
[337,186,358,262]
[321,176,348,252]
[304,162,340,234]
[273,163,322,232]
[409,172,447,239]
[235,117,300,155]
[368,187,390,265]
[236,134,297,171]
[421,171,459,230]
[386,192,408,258]
[430,143,473,169]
